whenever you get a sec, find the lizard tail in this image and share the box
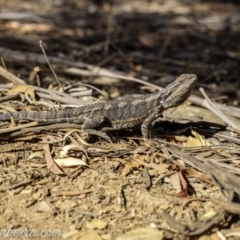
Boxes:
[0,110,77,123]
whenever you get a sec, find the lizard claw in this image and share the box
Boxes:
[83,129,112,142]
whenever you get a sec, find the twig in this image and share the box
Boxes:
[199,87,239,129]
[0,93,19,103]
[39,40,62,89]
[0,66,26,84]
[5,123,83,138]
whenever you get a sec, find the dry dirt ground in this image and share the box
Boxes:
[1,1,240,239]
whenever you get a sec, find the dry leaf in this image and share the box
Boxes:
[42,136,65,175]
[133,154,168,173]
[36,201,55,214]
[132,146,149,154]
[202,209,217,219]
[121,154,168,177]
[122,160,141,177]
[60,144,87,158]
[116,227,163,240]
[85,219,108,230]
[8,85,36,103]
[54,157,88,167]
[79,231,102,240]
[176,171,188,198]
[184,168,215,185]
[28,151,44,160]
[138,34,158,48]
[170,171,188,198]
[170,173,182,193]
[187,130,211,147]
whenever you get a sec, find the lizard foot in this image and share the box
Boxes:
[83,129,112,142]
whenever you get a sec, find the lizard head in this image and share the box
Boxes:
[161,74,197,109]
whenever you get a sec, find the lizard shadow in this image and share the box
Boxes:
[153,120,228,140]
[99,119,228,141]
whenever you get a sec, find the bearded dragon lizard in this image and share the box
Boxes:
[0,74,197,139]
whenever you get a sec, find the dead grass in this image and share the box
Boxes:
[0,1,240,239]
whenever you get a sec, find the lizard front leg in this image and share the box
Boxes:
[141,107,163,138]
[82,116,111,141]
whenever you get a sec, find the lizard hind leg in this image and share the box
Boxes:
[82,116,111,142]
